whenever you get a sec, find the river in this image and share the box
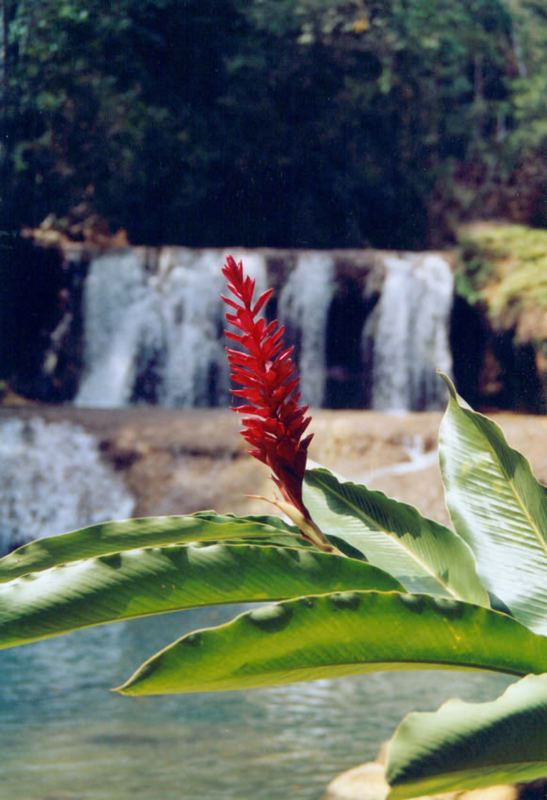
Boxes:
[1,607,511,800]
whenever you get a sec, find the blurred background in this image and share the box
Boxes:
[0,2,546,799]
[1,0,546,413]
[2,0,546,245]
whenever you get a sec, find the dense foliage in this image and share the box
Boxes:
[452,223,547,412]
[456,223,547,329]
[1,0,546,247]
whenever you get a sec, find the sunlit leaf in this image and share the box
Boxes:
[0,513,303,582]
[0,543,401,648]
[439,375,547,634]
[117,592,547,695]
[304,468,488,605]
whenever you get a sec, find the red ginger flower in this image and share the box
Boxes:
[222,255,313,518]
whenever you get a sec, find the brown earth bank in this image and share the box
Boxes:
[1,406,545,524]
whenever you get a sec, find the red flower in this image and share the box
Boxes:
[222,256,313,518]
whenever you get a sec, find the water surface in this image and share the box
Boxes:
[1,605,511,800]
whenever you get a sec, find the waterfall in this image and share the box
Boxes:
[278,253,334,407]
[156,250,227,407]
[76,250,156,407]
[0,417,134,553]
[74,247,453,411]
[76,249,267,408]
[368,254,453,411]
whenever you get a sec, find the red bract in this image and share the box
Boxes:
[221,255,313,518]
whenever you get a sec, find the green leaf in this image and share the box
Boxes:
[116,592,547,695]
[0,544,401,649]
[439,376,547,634]
[0,513,303,583]
[303,468,489,606]
[386,672,547,797]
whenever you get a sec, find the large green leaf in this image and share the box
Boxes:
[0,513,304,582]
[116,592,547,695]
[303,468,488,605]
[387,672,547,797]
[0,543,401,648]
[439,377,547,634]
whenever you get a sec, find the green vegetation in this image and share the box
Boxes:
[388,673,547,796]
[1,0,546,246]
[0,377,545,795]
[456,223,547,338]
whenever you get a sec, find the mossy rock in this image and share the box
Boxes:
[456,223,547,343]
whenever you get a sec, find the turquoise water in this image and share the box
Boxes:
[1,605,511,800]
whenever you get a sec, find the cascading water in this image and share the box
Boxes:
[367,254,453,411]
[157,250,224,407]
[73,247,453,411]
[158,250,267,407]
[76,249,267,408]
[278,253,335,407]
[0,417,134,553]
[76,250,156,407]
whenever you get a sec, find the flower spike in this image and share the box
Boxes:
[221,256,338,554]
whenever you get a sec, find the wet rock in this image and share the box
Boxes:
[323,761,519,800]
[323,762,390,800]
[322,760,460,800]
[0,407,545,523]
[324,740,525,800]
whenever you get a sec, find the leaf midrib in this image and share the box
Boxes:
[309,472,461,601]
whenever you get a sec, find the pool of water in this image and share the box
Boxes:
[1,605,511,800]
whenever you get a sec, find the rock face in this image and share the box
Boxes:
[0,407,544,528]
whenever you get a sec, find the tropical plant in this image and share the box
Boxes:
[0,256,545,797]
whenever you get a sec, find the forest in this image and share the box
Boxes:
[1,0,546,249]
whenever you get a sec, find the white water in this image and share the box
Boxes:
[0,417,134,553]
[76,249,267,408]
[76,250,155,407]
[75,248,453,411]
[278,253,335,407]
[368,254,453,411]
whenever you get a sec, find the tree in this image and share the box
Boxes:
[2,0,545,246]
